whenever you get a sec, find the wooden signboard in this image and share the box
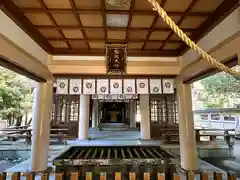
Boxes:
[106,44,127,74]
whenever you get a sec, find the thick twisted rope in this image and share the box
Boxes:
[148,0,239,77]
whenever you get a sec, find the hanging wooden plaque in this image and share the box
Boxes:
[106,44,127,74]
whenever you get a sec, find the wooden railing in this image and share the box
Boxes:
[0,171,237,180]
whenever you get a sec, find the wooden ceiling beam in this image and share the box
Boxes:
[52,48,180,56]
[69,0,90,49]
[159,0,200,50]
[177,0,240,55]
[101,0,107,43]
[37,0,71,49]
[48,37,182,43]
[142,0,167,50]
[35,25,197,32]
[125,0,135,43]
[0,0,52,53]
[18,8,210,16]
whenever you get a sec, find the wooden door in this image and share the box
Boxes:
[51,95,80,138]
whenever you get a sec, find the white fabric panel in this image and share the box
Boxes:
[69,79,82,94]
[92,94,98,99]
[56,79,68,94]
[111,94,119,99]
[162,79,174,94]
[97,79,109,94]
[98,94,105,99]
[105,94,111,99]
[118,94,124,99]
[136,79,149,94]
[83,79,96,94]
[124,94,133,99]
[123,79,135,94]
[110,79,122,94]
[149,79,162,94]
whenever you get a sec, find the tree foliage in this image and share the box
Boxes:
[0,67,34,120]
[199,72,240,108]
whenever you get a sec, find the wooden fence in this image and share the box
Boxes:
[0,171,237,180]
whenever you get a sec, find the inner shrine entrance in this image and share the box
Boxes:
[100,102,128,124]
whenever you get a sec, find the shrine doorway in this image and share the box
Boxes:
[99,102,129,125]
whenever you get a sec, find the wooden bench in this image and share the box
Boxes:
[0,128,68,144]
[0,128,32,143]
[50,133,67,144]
[50,128,68,144]
[0,133,31,143]
[162,133,179,142]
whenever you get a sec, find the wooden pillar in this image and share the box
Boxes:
[176,80,197,171]
[140,94,150,139]
[30,81,53,172]
[78,94,90,139]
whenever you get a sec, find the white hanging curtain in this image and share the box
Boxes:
[162,79,174,94]
[83,79,96,94]
[110,79,122,94]
[69,79,82,94]
[56,79,68,94]
[150,79,162,94]
[136,79,149,94]
[97,79,109,94]
[123,79,136,94]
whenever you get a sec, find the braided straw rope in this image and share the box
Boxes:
[148,0,239,76]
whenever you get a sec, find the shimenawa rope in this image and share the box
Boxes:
[147,0,239,77]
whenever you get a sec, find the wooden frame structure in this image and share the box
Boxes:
[0,0,238,56]
[0,171,236,180]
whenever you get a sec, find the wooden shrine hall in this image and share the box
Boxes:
[0,0,239,176]
[52,77,177,138]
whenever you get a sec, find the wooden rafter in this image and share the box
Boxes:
[1,0,238,57]
[125,0,136,43]
[37,0,71,48]
[18,8,210,16]
[141,0,167,50]
[47,38,181,43]
[177,0,240,54]
[34,25,197,32]
[69,0,90,49]
[0,0,52,52]
[101,0,107,43]
[159,0,201,50]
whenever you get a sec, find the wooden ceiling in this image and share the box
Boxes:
[0,0,239,56]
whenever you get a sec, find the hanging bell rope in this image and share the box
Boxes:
[147,0,240,77]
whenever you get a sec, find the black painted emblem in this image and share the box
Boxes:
[139,83,145,88]
[165,82,171,88]
[100,86,106,93]
[113,82,119,88]
[92,94,97,99]
[106,94,111,99]
[59,82,65,88]
[153,87,159,92]
[119,94,124,99]
[86,83,92,89]
[127,86,132,92]
[73,86,79,92]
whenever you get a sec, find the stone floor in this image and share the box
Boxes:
[0,130,237,179]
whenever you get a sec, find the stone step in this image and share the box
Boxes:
[99,123,128,128]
